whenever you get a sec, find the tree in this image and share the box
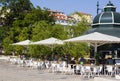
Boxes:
[0,0,34,26]
[51,24,67,39]
[31,21,51,41]
[28,21,51,58]
[2,37,13,55]
[0,27,6,42]
[61,12,90,58]
[62,42,89,59]
[24,7,55,26]
[16,27,30,41]
[71,12,90,37]
[1,1,90,59]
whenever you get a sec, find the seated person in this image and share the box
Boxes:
[79,57,86,65]
[70,57,76,69]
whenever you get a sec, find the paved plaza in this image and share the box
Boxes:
[0,60,119,81]
[0,60,92,81]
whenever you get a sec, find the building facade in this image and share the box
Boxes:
[70,12,92,24]
[48,10,92,26]
[48,10,74,26]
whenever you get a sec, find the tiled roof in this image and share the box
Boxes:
[48,10,64,14]
[79,12,92,16]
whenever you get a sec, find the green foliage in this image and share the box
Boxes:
[1,0,34,26]
[62,43,89,58]
[0,0,90,59]
[31,21,51,41]
[72,21,90,37]
[0,27,6,42]
[24,8,54,26]
[16,27,30,40]
[51,24,68,39]
[74,22,89,36]
[2,37,13,55]
[28,45,50,58]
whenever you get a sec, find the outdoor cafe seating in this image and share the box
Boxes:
[6,56,120,79]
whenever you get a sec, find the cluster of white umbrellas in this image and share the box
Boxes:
[11,32,120,54]
[11,37,64,51]
[11,37,63,46]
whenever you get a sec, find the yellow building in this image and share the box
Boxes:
[70,12,92,24]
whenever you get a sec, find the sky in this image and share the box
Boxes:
[30,0,120,18]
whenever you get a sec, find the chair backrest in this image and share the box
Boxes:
[81,66,86,72]
[106,65,113,72]
[76,65,80,70]
[85,66,91,70]
[97,66,102,72]
[115,59,120,65]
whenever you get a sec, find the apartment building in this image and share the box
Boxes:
[70,12,92,24]
[49,10,92,26]
[48,10,76,26]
